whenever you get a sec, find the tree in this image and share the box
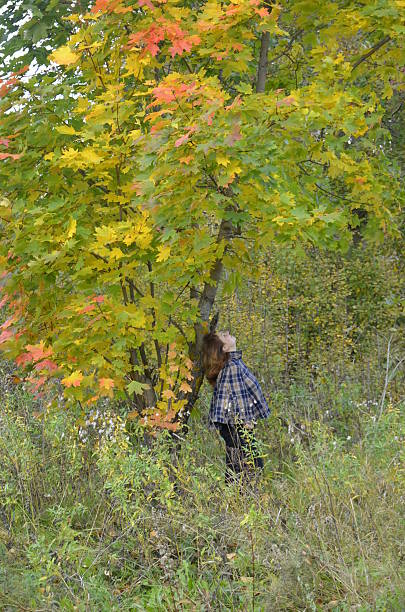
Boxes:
[0,0,404,431]
[0,0,91,74]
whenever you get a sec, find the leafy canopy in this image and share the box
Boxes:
[0,0,403,426]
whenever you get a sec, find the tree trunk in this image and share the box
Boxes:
[256,31,270,94]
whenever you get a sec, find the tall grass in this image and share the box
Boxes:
[0,363,404,610]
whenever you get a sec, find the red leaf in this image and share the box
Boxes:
[0,329,12,344]
[175,132,190,147]
[151,81,196,105]
[0,153,21,160]
[79,303,96,314]
[15,352,32,366]
[34,359,59,372]
[12,65,30,76]
[168,34,200,58]
[128,25,165,56]
[139,0,155,9]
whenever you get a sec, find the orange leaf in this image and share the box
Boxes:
[99,377,115,391]
[86,395,99,405]
[179,381,192,393]
[100,377,114,389]
[276,96,296,107]
[25,341,53,361]
[78,303,96,314]
[61,370,83,388]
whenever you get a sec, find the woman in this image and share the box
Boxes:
[202,330,270,484]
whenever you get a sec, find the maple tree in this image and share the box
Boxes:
[0,0,404,431]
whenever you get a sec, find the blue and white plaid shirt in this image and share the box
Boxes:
[209,350,271,425]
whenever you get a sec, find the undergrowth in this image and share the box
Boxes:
[0,366,404,611]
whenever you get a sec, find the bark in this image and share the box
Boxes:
[256,31,271,94]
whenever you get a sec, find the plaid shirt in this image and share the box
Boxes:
[209,350,271,425]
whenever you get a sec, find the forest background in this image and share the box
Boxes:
[0,0,404,609]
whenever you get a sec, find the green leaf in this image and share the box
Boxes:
[127,380,149,395]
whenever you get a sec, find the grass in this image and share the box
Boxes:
[0,363,404,611]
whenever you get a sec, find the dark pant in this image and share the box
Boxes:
[215,422,264,484]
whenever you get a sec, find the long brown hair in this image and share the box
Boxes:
[202,332,229,387]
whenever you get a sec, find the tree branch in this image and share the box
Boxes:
[351,35,391,72]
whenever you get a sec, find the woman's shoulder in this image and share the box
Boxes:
[225,353,260,383]
[226,350,243,363]
[216,351,242,384]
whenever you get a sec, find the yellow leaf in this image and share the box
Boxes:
[75,98,89,114]
[50,46,79,66]
[94,225,117,244]
[128,129,142,140]
[66,217,77,239]
[156,244,171,262]
[217,154,231,167]
[109,247,125,260]
[81,148,103,164]
[56,125,77,135]
[44,152,54,161]
[61,370,83,388]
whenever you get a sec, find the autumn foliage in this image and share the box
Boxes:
[0,0,404,428]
